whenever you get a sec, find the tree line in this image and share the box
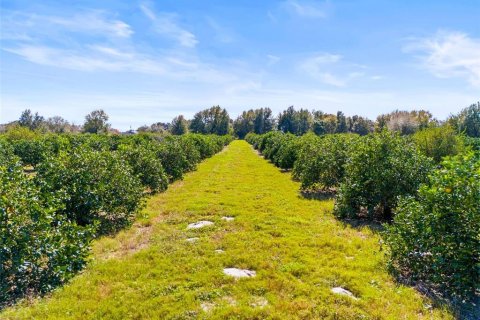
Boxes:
[3,102,479,139]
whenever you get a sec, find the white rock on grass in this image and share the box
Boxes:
[250,296,268,308]
[221,216,235,222]
[186,237,199,243]
[200,302,215,312]
[187,221,214,230]
[331,287,358,300]
[215,249,225,254]
[223,268,256,278]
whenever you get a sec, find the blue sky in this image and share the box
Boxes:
[1,0,479,130]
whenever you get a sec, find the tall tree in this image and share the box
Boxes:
[335,111,348,133]
[312,111,337,135]
[277,106,296,134]
[295,108,313,135]
[83,109,110,134]
[450,102,480,138]
[254,108,275,134]
[278,106,312,135]
[348,115,373,136]
[18,109,45,130]
[46,116,70,133]
[189,106,231,135]
[170,115,188,135]
[233,110,255,139]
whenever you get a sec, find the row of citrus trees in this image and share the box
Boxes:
[246,130,479,303]
[0,133,232,308]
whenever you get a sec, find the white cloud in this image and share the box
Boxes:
[298,53,369,87]
[140,2,198,48]
[267,54,281,66]
[205,17,234,43]
[299,53,345,86]
[1,10,133,39]
[281,0,330,18]
[405,31,480,87]
[3,45,165,73]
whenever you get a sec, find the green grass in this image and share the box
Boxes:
[2,140,452,319]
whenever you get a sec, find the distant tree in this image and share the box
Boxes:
[18,109,45,131]
[234,108,275,138]
[335,111,348,133]
[170,115,188,135]
[83,109,110,134]
[137,125,150,133]
[253,108,275,134]
[450,102,480,138]
[233,110,255,139]
[277,106,296,134]
[46,116,70,133]
[348,115,373,136]
[312,111,337,135]
[295,109,313,135]
[376,110,435,135]
[375,114,389,132]
[278,106,312,135]
[189,106,230,135]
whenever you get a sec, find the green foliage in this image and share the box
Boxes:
[3,126,39,141]
[170,115,188,135]
[10,138,46,167]
[385,152,480,299]
[451,102,480,138]
[271,133,300,169]
[412,125,464,163]
[0,139,15,165]
[18,109,45,131]
[1,159,92,308]
[464,136,480,151]
[35,149,144,235]
[189,106,230,135]
[277,106,312,135]
[118,145,168,193]
[293,134,359,190]
[83,109,110,134]
[334,131,433,220]
[312,112,338,135]
[233,108,275,139]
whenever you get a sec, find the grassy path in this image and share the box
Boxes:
[3,141,451,319]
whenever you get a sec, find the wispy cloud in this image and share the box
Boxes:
[405,31,480,87]
[140,2,198,48]
[281,0,330,18]
[298,53,367,87]
[1,10,133,40]
[267,54,281,66]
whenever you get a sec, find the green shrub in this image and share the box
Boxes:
[412,125,464,163]
[293,133,359,190]
[154,137,191,182]
[0,139,14,164]
[464,136,480,151]
[36,149,144,235]
[385,152,480,299]
[118,145,168,194]
[10,138,46,167]
[0,159,92,307]
[272,133,299,169]
[334,131,433,220]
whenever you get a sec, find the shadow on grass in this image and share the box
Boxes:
[339,217,385,233]
[396,276,479,320]
[299,189,335,201]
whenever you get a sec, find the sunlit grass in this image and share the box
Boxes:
[2,140,452,319]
